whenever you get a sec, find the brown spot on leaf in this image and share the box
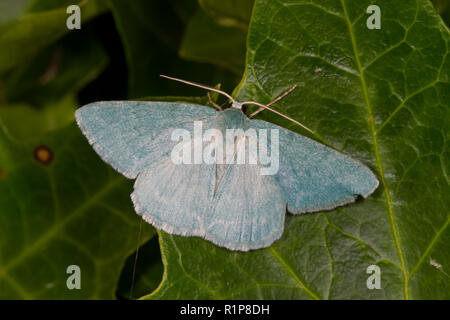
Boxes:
[34,145,53,165]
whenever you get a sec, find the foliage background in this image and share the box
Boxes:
[0,0,448,299]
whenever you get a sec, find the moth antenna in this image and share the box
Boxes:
[242,85,313,134]
[245,101,314,134]
[160,75,235,103]
[248,85,297,118]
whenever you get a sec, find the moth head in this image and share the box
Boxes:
[160,75,312,134]
[231,101,243,110]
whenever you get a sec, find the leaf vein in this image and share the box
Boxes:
[340,0,409,299]
[0,176,124,279]
[269,246,321,300]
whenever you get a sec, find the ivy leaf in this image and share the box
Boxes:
[0,95,77,140]
[2,31,108,106]
[0,0,107,73]
[180,8,247,74]
[144,0,450,299]
[0,27,109,140]
[0,123,154,299]
[108,0,240,99]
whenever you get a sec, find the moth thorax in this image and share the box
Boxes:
[231,101,243,110]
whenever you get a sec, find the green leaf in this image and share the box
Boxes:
[0,0,107,73]
[180,8,247,74]
[108,0,191,98]
[2,31,108,106]
[0,95,77,140]
[108,0,240,99]
[108,0,191,52]
[145,0,450,299]
[0,123,155,299]
[198,0,255,30]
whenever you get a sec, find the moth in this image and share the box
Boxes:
[75,75,379,251]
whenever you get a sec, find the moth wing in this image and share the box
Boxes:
[131,119,286,251]
[251,119,379,214]
[208,156,286,251]
[75,101,217,179]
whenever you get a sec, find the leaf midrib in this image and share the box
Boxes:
[0,175,124,280]
[340,0,409,299]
